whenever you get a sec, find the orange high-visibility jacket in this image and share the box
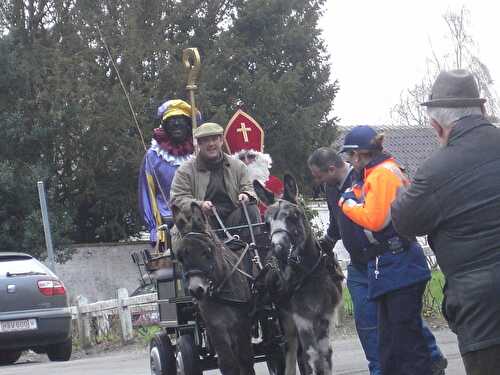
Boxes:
[341,157,409,232]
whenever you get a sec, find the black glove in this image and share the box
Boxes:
[318,235,336,253]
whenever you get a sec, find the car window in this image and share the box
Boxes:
[0,258,50,277]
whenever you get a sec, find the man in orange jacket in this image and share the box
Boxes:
[339,126,433,375]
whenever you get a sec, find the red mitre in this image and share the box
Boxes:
[224,110,264,153]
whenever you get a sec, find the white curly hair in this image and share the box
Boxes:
[234,149,272,184]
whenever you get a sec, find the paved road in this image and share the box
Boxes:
[2,330,465,375]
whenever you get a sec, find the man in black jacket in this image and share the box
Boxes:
[309,147,447,375]
[392,69,500,375]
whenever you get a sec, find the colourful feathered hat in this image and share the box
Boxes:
[156,99,201,123]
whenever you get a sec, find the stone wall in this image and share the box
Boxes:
[52,203,344,304]
[53,241,149,303]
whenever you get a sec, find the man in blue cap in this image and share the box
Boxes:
[309,146,447,375]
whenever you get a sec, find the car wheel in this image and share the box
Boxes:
[176,334,202,375]
[46,338,72,361]
[150,332,176,375]
[32,347,46,354]
[0,350,22,365]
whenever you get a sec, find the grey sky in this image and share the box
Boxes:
[320,0,499,126]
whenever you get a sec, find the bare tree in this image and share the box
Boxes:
[444,7,471,70]
[444,7,500,121]
[391,6,500,126]
[391,62,437,128]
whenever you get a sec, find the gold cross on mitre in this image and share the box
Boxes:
[237,122,252,142]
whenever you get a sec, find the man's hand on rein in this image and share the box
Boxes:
[201,200,214,215]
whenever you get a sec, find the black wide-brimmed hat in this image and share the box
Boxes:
[421,69,486,108]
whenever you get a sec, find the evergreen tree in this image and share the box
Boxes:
[0,0,337,255]
[202,0,338,188]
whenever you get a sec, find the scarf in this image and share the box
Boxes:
[152,127,194,156]
[199,152,224,171]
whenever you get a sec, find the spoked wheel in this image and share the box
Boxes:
[261,318,286,375]
[150,332,176,375]
[297,342,309,375]
[266,350,286,375]
[176,334,202,375]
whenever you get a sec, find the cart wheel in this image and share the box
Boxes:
[262,318,286,375]
[296,342,309,375]
[176,334,202,375]
[266,350,285,375]
[150,332,176,375]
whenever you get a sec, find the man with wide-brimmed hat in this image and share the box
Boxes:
[170,122,259,237]
[392,69,500,375]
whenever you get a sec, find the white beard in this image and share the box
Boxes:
[234,152,272,184]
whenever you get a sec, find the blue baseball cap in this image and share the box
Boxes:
[340,125,381,153]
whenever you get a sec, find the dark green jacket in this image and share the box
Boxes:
[170,152,255,214]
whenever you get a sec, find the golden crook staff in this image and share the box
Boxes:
[182,48,201,149]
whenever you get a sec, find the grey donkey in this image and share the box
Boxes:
[254,174,343,375]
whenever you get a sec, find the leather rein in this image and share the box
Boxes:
[268,200,326,296]
[181,231,252,305]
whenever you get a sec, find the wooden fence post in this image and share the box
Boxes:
[117,288,134,343]
[76,295,91,349]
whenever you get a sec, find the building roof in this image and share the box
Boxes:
[334,125,439,176]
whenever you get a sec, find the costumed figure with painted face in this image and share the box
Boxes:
[138,99,200,250]
[224,110,284,217]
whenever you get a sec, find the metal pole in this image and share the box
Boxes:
[37,181,56,272]
[182,48,201,152]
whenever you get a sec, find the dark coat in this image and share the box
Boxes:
[392,114,500,354]
[345,155,429,299]
[325,166,370,268]
[170,152,256,213]
[331,160,430,299]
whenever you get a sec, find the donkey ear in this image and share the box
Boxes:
[172,204,180,222]
[283,174,298,204]
[254,180,275,206]
[172,204,186,233]
[190,202,207,233]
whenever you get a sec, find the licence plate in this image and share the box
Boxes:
[0,319,37,333]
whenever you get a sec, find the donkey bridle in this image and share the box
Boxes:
[181,231,252,304]
[268,201,326,294]
[270,228,302,264]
